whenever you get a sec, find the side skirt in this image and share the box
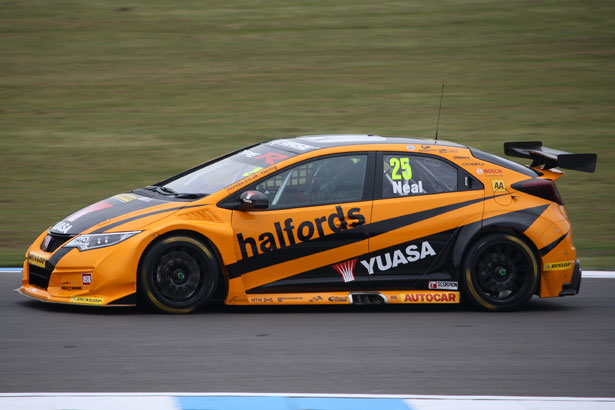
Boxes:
[227,290,460,305]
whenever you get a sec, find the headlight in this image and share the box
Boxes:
[65,231,141,251]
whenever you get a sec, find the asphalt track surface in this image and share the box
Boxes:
[1,273,613,397]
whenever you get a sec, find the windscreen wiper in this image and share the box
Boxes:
[174,192,208,199]
[142,185,178,195]
[140,186,206,199]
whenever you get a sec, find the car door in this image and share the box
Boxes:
[230,152,375,295]
[366,151,484,290]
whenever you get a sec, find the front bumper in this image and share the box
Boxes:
[559,259,582,296]
[19,231,147,307]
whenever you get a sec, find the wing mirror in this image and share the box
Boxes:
[238,190,269,211]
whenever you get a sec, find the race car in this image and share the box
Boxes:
[19,135,597,312]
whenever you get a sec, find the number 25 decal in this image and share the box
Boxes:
[389,157,412,180]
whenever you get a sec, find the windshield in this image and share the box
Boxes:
[160,145,295,196]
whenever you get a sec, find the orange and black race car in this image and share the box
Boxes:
[19,135,597,312]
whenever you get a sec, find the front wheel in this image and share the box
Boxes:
[138,235,219,313]
[461,233,539,311]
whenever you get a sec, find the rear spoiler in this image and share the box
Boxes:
[504,141,597,173]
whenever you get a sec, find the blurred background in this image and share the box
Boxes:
[1,0,613,267]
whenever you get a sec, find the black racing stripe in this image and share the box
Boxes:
[246,205,549,294]
[247,228,458,294]
[483,204,549,232]
[540,231,569,256]
[226,195,491,279]
[227,224,371,279]
[367,196,487,238]
[48,247,74,268]
[91,204,203,234]
[49,204,205,268]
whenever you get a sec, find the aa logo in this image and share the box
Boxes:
[491,179,506,192]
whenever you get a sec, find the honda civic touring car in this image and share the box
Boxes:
[19,135,597,312]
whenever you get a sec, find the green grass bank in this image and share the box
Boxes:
[1,0,613,267]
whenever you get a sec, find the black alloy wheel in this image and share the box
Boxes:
[461,233,539,311]
[138,235,219,313]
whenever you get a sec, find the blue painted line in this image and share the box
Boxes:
[0,268,21,272]
[291,397,411,410]
[177,396,288,410]
[176,396,412,410]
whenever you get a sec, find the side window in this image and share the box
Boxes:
[254,154,368,208]
[382,154,458,198]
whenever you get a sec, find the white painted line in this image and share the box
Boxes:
[0,396,177,410]
[408,398,615,410]
[0,393,613,410]
[0,268,22,274]
[583,271,615,278]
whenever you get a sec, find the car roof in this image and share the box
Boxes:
[265,134,467,154]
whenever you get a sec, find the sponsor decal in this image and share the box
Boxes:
[249,297,274,303]
[476,168,503,176]
[428,281,458,290]
[112,193,138,203]
[333,259,357,283]
[226,165,278,192]
[406,145,415,151]
[82,273,92,285]
[308,296,323,302]
[242,167,263,177]
[269,139,316,152]
[491,179,506,192]
[401,291,459,303]
[70,296,104,305]
[544,261,574,271]
[61,286,82,291]
[254,152,288,165]
[239,149,261,158]
[419,145,437,152]
[28,252,47,268]
[462,162,484,166]
[391,180,425,195]
[277,296,304,302]
[52,221,73,234]
[360,241,436,275]
[453,156,471,160]
[227,296,248,304]
[236,206,366,260]
[438,148,458,154]
[328,296,348,302]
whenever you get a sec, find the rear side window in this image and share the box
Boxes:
[470,148,538,177]
[382,154,458,198]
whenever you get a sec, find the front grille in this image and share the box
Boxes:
[41,233,74,253]
[28,263,52,289]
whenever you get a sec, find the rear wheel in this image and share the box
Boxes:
[138,235,219,313]
[461,233,538,311]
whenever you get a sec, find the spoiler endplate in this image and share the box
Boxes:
[504,141,597,173]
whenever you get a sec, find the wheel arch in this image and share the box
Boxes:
[452,221,542,284]
[136,229,229,304]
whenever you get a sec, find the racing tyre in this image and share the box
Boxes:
[138,235,219,313]
[461,233,539,311]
